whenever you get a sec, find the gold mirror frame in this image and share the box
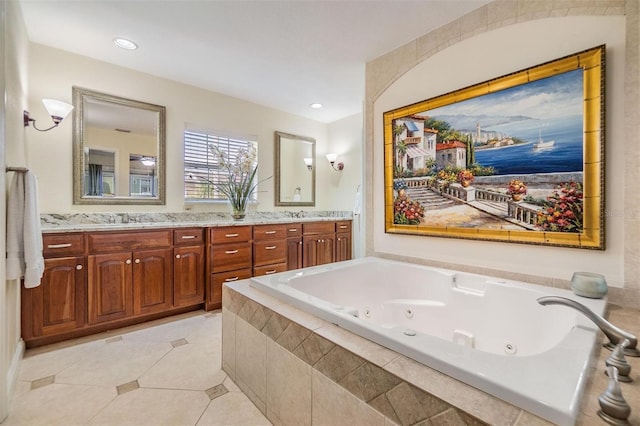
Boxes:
[72,87,166,205]
[384,45,605,249]
[275,131,316,207]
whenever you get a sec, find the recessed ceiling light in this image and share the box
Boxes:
[310,103,323,109]
[113,37,138,50]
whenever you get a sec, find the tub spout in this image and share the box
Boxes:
[537,296,640,357]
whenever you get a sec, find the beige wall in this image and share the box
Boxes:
[1,0,29,421]
[366,1,639,307]
[28,44,362,214]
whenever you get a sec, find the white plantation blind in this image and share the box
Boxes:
[184,129,257,201]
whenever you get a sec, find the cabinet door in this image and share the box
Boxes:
[133,249,173,316]
[88,252,133,324]
[336,232,352,262]
[286,237,303,270]
[303,234,334,267]
[174,245,205,307]
[23,256,86,338]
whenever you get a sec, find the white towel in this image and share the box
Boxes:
[353,190,361,215]
[6,171,44,288]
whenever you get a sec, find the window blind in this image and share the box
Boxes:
[184,130,257,201]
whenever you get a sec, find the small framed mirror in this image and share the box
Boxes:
[72,87,166,205]
[275,131,315,206]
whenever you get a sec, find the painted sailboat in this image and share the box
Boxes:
[533,128,554,152]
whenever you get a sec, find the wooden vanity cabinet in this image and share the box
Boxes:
[302,222,336,267]
[87,230,172,324]
[206,226,252,310]
[285,223,303,270]
[335,221,352,262]
[21,233,86,341]
[253,224,288,276]
[173,228,205,307]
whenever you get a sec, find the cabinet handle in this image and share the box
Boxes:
[225,249,239,254]
[181,235,196,239]
[225,233,239,238]
[288,229,298,232]
[265,270,277,275]
[47,243,72,249]
[265,230,277,234]
[126,259,132,265]
[135,259,140,264]
[265,246,277,250]
[175,254,181,259]
[339,225,348,229]
[224,276,239,282]
[76,264,83,270]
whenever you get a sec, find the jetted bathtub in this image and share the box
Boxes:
[249,257,607,425]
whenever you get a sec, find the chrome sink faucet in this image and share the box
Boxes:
[537,296,640,357]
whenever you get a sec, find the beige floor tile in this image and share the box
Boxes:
[88,387,210,426]
[55,339,173,387]
[138,342,225,391]
[197,391,272,426]
[5,383,116,425]
[124,312,215,344]
[18,339,103,381]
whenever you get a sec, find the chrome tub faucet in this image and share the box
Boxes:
[537,296,640,357]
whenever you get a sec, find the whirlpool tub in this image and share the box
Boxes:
[249,257,607,425]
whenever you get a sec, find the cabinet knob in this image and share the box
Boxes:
[175,254,181,259]
[135,259,141,264]
[76,264,83,270]
[126,259,132,265]
[299,241,302,245]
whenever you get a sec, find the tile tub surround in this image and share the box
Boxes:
[40,211,352,232]
[222,280,640,426]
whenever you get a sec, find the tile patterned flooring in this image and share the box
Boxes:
[4,310,272,426]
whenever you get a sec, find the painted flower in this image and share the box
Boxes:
[506,179,527,195]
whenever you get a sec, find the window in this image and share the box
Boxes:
[184,129,258,201]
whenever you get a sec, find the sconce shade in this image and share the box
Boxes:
[304,157,313,171]
[326,152,344,171]
[42,99,74,124]
[141,157,156,166]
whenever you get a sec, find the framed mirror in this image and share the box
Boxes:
[72,87,166,205]
[275,131,315,206]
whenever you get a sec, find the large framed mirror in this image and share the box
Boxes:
[72,87,166,205]
[275,131,315,206]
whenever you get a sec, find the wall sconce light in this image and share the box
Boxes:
[141,157,156,167]
[24,99,74,131]
[303,157,313,171]
[326,153,344,171]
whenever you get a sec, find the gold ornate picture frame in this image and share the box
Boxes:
[384,45,605,249]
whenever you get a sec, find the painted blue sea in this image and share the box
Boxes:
[474,115,583,175]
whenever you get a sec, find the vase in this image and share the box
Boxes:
[231,206,246,220]
[511,193,523,202]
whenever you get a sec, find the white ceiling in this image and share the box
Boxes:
[19,0,490,123]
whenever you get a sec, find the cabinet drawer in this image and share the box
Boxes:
[253,240,287,267]
[284,223,302,237]
[209,268,252,306]
[303,222,334,235]
[253,224,287,240]
[88,230,172,253]
[210,226,252,244]
[335,221,351,233]
[43,233,85,257]
[210,243,252,273]
[253,263,287,277]
[173,228,204,245]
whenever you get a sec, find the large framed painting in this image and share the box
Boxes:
[384,45,605,249]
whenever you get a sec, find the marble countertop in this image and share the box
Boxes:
[40,211,353,233]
